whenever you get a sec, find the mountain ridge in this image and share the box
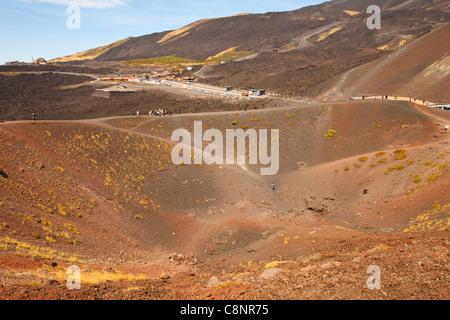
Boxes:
[53,0,449,63]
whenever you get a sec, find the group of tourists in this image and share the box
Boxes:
[136,109,173,117]
[149,108,172,117]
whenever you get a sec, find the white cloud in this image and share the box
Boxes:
[28,0,130,9]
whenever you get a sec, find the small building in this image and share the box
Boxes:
[160,69,172,77]
[112,77,128,82]
[183,77,195,83]
[34,57,47,65]
[100,77,114,82]
[154,68,170,76]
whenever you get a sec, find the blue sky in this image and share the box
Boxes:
[0,0,325,63]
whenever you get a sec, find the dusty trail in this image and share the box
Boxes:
[289,21,344,51]
[0,70,100,81]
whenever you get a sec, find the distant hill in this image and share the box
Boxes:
[83,0,449,62]
[50,0,449,100]
[50,38,131,63]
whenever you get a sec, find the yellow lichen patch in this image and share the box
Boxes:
[158,19,214,45]
[232,272,251,281]
[404,203,449,232]
[420,54,450,78]
[56,166,65,173]
[317,26,344,42]
[0,72,21,76]
[324,127,336,139]
[0,237,86,263]
[399,39,408,47]
[206,47,239,60]
[343,10,359,16]
[32,266,145,285]
[64,223,79,234]
[378,38,409,51]
[335,225,354,232]
[264,261,293,269]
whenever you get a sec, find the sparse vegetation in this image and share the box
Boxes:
[428,174,440,182]
[324,127,336,139]
[126,55,199,67]
[404,203,449,232]
[126,50,249,68]
[388,165,405,171]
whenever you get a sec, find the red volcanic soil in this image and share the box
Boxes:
[0,100,449,300]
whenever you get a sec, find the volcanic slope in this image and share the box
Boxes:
[89,0,448,62]
[334,22,450,102]
[0,100,449,298]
